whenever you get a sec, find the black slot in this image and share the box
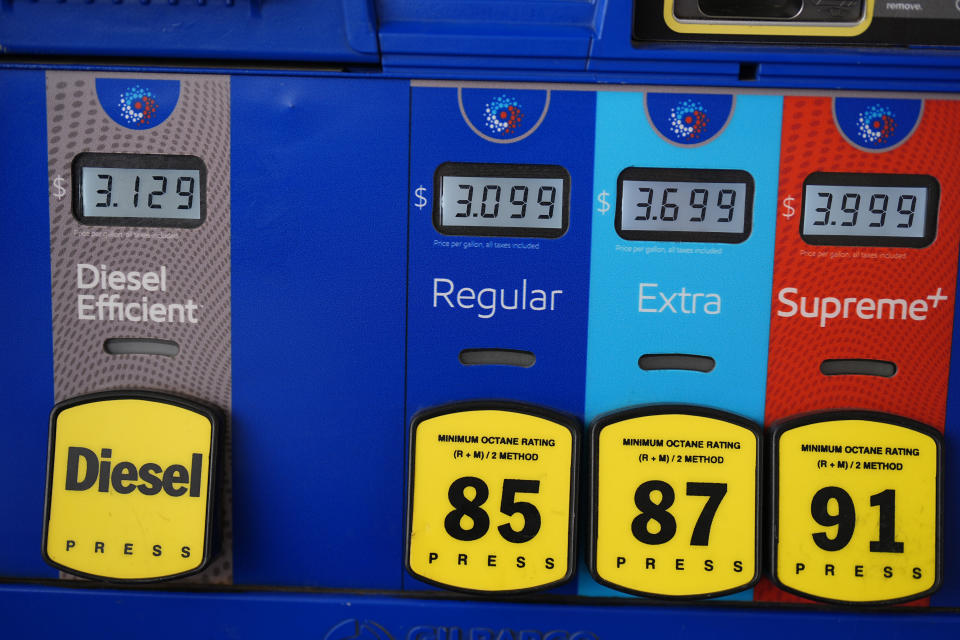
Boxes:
[459,349,536,368]
[698,0,802,20]
[820,359,896,377]
[639,354,716,373]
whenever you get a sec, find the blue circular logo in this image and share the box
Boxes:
[459,88,550,143]
[645,92,734,146]
[96,78,180,130]
[833,97,923,151]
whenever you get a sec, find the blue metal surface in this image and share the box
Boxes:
[230,75,409,588]
[0,584,959,639]
[0,0,379,64]
[0,69,58,579]
[934,256,960,608]
[2,0,960,631]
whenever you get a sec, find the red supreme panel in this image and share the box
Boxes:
[757,97,960,604]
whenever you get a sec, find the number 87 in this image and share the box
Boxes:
[632,480,727,546]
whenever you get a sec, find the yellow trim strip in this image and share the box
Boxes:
[662,0,874,37]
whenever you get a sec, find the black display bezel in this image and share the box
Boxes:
[632,2,960,47]
[71,152,207,229]
[615,167,754,244]
[433,162,570,239]
[799,172,939,248]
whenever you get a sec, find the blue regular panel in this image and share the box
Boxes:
[0,70,58,578]
[230,76,409,587]
[406,86,595,418]
[405,85,596,591]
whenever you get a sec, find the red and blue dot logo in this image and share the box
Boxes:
[118,85,159,128]
[668,98,710,141]
[857,104,897,146]
[459,88,549,143]
[483,94,525,136]
[96,78,180,130]
[646,93,734,146]
[834,97,922,151]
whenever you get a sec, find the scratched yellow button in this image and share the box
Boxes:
[43,391,220,582]
[772,412,942,605]
[589,406,761,599]
[405,402,579,594]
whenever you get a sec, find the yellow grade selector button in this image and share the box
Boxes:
[590,406,761,599]
[406,402,579,594]
[43,391,221,582]
[772,412,942,605]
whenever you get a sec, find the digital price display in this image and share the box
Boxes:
[72,153,206,227]
[434,163,570,238]
[771,412,941,605]
[589,406,761,599]
[616,168,753,243]
[801,173,939,247]
[405,403,578,594]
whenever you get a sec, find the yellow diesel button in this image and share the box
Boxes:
[589,405,761,599]
[772,411,942,605]
[43,391,221,582]
[406,402,579,594]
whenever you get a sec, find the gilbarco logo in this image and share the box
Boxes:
[43,392,220,582]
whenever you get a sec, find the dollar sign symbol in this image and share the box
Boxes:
[53,175,67,201]
[782,195,796,218]
[414,185,428,210]
[597,190,610,214]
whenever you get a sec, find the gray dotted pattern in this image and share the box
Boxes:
[45,71,233,584]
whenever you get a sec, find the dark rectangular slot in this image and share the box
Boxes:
[104,338,179,357]
[639,354,715,373]
[820,359,896,377]
[459,349,535,368]
[697,0,802,20]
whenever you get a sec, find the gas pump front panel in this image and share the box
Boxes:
[3,68,960,616]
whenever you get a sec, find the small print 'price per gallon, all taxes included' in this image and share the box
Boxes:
[589,406,761,599]
[771,412,942,605]
[405,403,579,594]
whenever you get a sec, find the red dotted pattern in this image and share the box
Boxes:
[754,98,960,606]
[765,97,960,429]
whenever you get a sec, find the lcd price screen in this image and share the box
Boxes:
[434,163,570,238]
[801,173,938,247]
[72,153,206,228]
[616,168,754,243]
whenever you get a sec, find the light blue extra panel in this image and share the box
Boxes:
[581,90,784,599]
